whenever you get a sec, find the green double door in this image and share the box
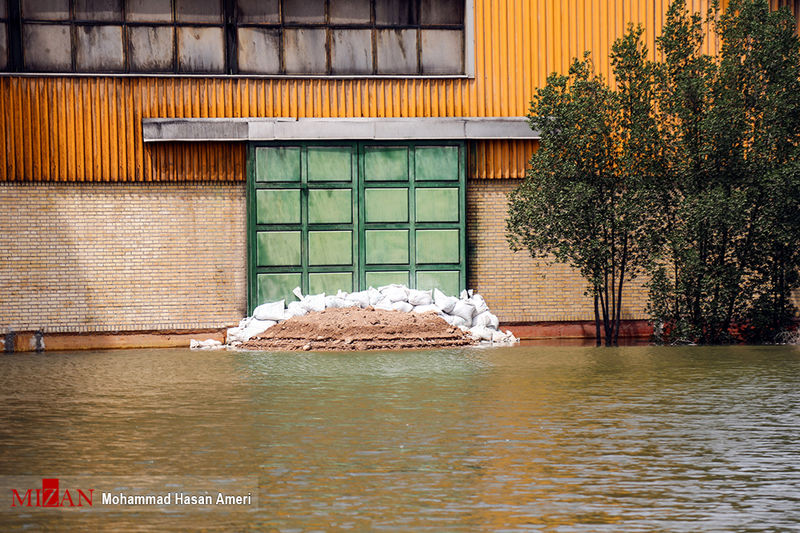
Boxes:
[248,141,466,311]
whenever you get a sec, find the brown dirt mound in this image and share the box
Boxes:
[240,306,477,351]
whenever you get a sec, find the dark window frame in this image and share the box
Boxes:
[2,0,469,76]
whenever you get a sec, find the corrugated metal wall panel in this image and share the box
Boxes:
[0,0,749,182]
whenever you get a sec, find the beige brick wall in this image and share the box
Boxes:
[0,183,247,333]
[467,179,650,323]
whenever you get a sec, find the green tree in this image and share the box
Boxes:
[506,27,661,346]
[509,0,800,345]
[649,0,800,343]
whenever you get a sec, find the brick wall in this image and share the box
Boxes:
[0,183,247,333]
[467,179,651,323]
[3,180,789,334]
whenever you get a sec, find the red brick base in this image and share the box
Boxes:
[504,320,653,341]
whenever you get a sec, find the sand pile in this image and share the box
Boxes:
[190,285,518,351]
[240,307,475,351]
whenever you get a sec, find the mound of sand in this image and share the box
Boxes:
[239,306,477,351]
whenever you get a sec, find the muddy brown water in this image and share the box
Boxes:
[1,345,799,531]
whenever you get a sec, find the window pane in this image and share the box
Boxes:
[129,25,174,71]
[127,0,173,22]
[420,0,463,25]
[375,0,417,25]
[177,26,225,72]
[175,0,222,23]
[23,23,72,70]
[76,25,125,71]
[283,28,327,74]
[330,29,372,74]
[329,0,370,24]
[376,29,416,74]
[236,0,280,24]
[237,27,280,74]
[75,0,123,21]
[0,24,6,71]
[421,29,462,74]
[284,0,324,24]
[22,0,69,20]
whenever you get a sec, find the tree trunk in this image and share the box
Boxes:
[594,293,602,346]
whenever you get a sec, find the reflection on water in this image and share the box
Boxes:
[1,345,799,531]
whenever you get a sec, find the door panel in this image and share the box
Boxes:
[256,146,301,182]
[416,270,460,296]
[309,231,353,265]
[415,146,459,180]
[248,142,465,312]
[416,229,460,264]
[366,271,409,288]
[365,229,409,265]
[257,272,302,304]
[364,146,408,181]
[256,189,300,224]
[364,188,409,222]
[256,231,302,266]
[308,189,352,223]
[307,146,352,181]
[309,272,354,294]
[415,188,459,222]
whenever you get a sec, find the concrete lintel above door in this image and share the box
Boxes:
[142,117,540,142]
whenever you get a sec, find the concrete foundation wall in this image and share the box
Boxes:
[0,183,247,333]
[467,179,650,323]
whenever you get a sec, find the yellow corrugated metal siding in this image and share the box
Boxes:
[2,0,783,182]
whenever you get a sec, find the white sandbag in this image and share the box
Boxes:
[407,289,433,306]
[226,317,275,344]
[412,304,440,314]
[374,298,395,311]
[469,325,493,341]
[451,300,476,323]
[390,301,413,313]
[285,301,307,318]
[253,299,285,321]
[460,289,474,300]
[190,339,223,350]
[433,288,458,313]
[381,285,408,302]
[324,295,343,308]
[346,290,371,308]
[226,327,243,344]
[441,313,470,328]
[470,294,489,314]
[240,319,277,341]
[300,293,326,312]
[368,287,382,305]
[491,329,511,343]
[292,287,304,300]
[473,310,499,330]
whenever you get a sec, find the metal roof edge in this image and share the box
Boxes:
[142,117,539,142]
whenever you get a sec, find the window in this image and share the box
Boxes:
[1,0,468,75]
[0,1,8,71]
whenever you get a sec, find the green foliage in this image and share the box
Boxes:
[649,0,800,344]
[508,0,800,345]
[507,27,661,346]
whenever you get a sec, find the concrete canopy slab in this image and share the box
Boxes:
[142,117,540,142]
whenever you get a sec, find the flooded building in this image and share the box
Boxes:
[1,0,798,347]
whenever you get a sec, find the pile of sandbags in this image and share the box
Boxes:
[216,285,518,347]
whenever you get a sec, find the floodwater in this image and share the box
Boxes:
[1,345,799,531]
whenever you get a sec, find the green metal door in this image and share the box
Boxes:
[248,141,465,311]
